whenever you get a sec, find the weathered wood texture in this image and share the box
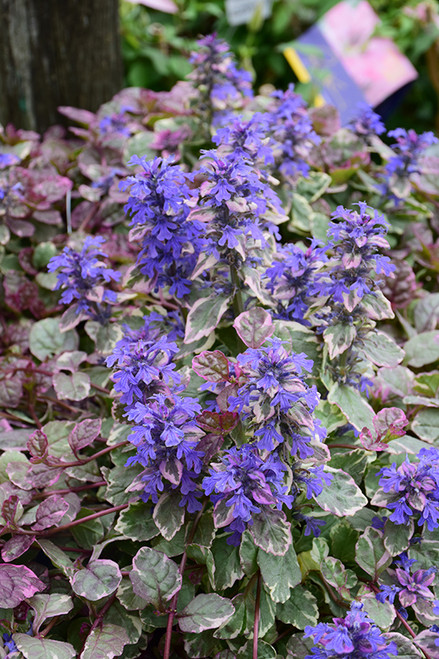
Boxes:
[0,0,123,132]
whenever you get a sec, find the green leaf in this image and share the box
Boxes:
[123,131,156,164]
[383,519,414,556]
[321,557,357,599]
[286,633,315,658]
[411,408,439,442]
[249,508,291,555]
[296,171,331,202]
[328,383,375,431]
[359,331,405,367]
[239,530,259,576]
[130,547,181,608]
[213,593,246,640]
[153,491,185,541]
[314,467,368,516]
[257,542,302,603]
[72,560,122,601]
[184,294,231,343]
[315,400,347,434]
[288,193,312,233]
[178,593,234,633]
[80,623,130,659]
[37,539,74,577]
[358,588,395,629]
[276,585,319,629]
[116,577,149,611]
[14,635,76,659]
[233,308,274,349]
[53,372,91,401]
[212,536,244,590]
[355,527,392,579]
[28,594,73,634]
[115,501,159,541]
[323,323,356,359]
[414,293,439,332]
[404,331,439,367]
[29,318,78,361]
[71,509,105,549]
[237,640,276,658]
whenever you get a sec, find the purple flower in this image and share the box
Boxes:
[304,602,398,658]
[379,128,438,201]
[106,315,181,406]
[121,156,203,297]
[377,552,437,610]
[47,236,120,323]
[212,113,274,165]
[265,84,320,179]
[348,103,385,137]
[264,240,327,325]
[378,447,439,530]
[227,338,324,457]
[188,34,253,124]
[125,392,204,511]
[0,153,20,169]
[202,444,294,544]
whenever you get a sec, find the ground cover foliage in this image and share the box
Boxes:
[1,34,439,659]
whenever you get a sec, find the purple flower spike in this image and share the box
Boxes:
[304,601,398,658]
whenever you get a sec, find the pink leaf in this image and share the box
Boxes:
[233,308,274,349]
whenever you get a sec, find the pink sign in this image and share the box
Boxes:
[319,0,417,107]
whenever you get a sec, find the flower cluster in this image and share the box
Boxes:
[228,338,325,457]
[266,84,320,179]
[380,127,438,200]
[196,149,282,263]
[202,444,294,544]
[325,202,394,304]
[264,240,327,325]
[376,552,438,615]
[107,314,205,510]
[377,447,439,530]
[304,602,398,658]
[348,103,385,138]
[212,113,273,166]
[188,34,253,124]
[47,236,120,323]
[121,156,203,297]
[126,393,204,512]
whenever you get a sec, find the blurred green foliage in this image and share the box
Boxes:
[120,0,439,131]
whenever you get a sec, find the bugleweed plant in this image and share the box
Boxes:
[1,34,439,659]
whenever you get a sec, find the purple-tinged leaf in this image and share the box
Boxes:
[373,407,408,441]
[178,593,234,633]
[72,560,122,601]
[192,350,230,382]
[159,457,183,485]
[56,351,88,374]
[68,418,102,453]
[249,509,291,556]
[1,534,35,562]
[414,629,439,655]
[130,546,181,608]
[14,634,76,659]
[323,323,356,359]
[0,374,23,407]
[32,495,70,531]
[7,218,35,237]
[2,494,21,525]
[58,106,96,125]
[0,564,45,608]
[27,429,49,462]
[213,498,236,530]
[362,291,394,320]
[80,623,130,659]
[233,308,274,349]
[184,295,231,344]
[196,411,239,435]
[382,632,422,657]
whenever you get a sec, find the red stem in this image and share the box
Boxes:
[19,503,129,538]
[34,480,106,498]
[253,571,261,659]
[50,440,128,468]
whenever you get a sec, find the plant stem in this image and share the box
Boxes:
[230,264,244,318]
[163,504,206,659]
[19,503,129,537]
[52,440,128,468]
[34,480,106,498]
[253,570,261,659]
